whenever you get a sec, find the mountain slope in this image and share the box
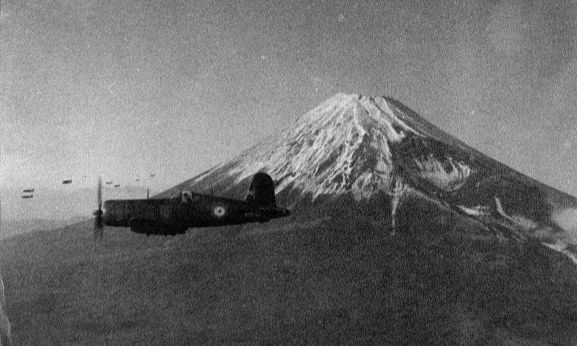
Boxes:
[2,191,577,344]
[161,93,577,264]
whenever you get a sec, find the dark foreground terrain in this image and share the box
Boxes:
[2,195,577,345]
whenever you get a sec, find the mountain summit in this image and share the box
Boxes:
[168,93,412,201]
[163,93,577,264]
[167,93,465,200]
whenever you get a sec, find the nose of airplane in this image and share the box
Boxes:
[101,200,111,224]
[104,200,135,227]
[102,200,122,226]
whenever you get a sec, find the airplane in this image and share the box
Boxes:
[62,180,72,184]
[92,172,291,238]
[21,195,33,199]
[22,188,35,193]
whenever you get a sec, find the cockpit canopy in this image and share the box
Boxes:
[170,190,205,204]
[172,190,197,204]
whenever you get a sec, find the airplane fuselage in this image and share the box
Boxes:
[102,193,289,236]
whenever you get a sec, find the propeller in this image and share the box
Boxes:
[93,176,103,240]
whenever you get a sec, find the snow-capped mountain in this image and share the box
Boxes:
[161,93,577,265]
[167,93,438,200]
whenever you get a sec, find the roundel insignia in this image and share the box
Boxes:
[213,205,226,218]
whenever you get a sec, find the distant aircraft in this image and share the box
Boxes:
[22,188,34,193]
[93,172,290,238]
[114,184,120,188]
[62,180,72,184]
[105,181,113,185]
[21,195,33,199]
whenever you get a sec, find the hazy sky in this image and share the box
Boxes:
[1,0,576,218]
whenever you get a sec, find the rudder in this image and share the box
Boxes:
[246,172,276,207]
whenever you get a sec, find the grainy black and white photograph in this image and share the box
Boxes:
[1,0,577,344]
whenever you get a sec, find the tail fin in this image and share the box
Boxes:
[246,172,276,207]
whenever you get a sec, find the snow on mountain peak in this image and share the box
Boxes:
[175,92,577,267]
[211,93,420,200]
